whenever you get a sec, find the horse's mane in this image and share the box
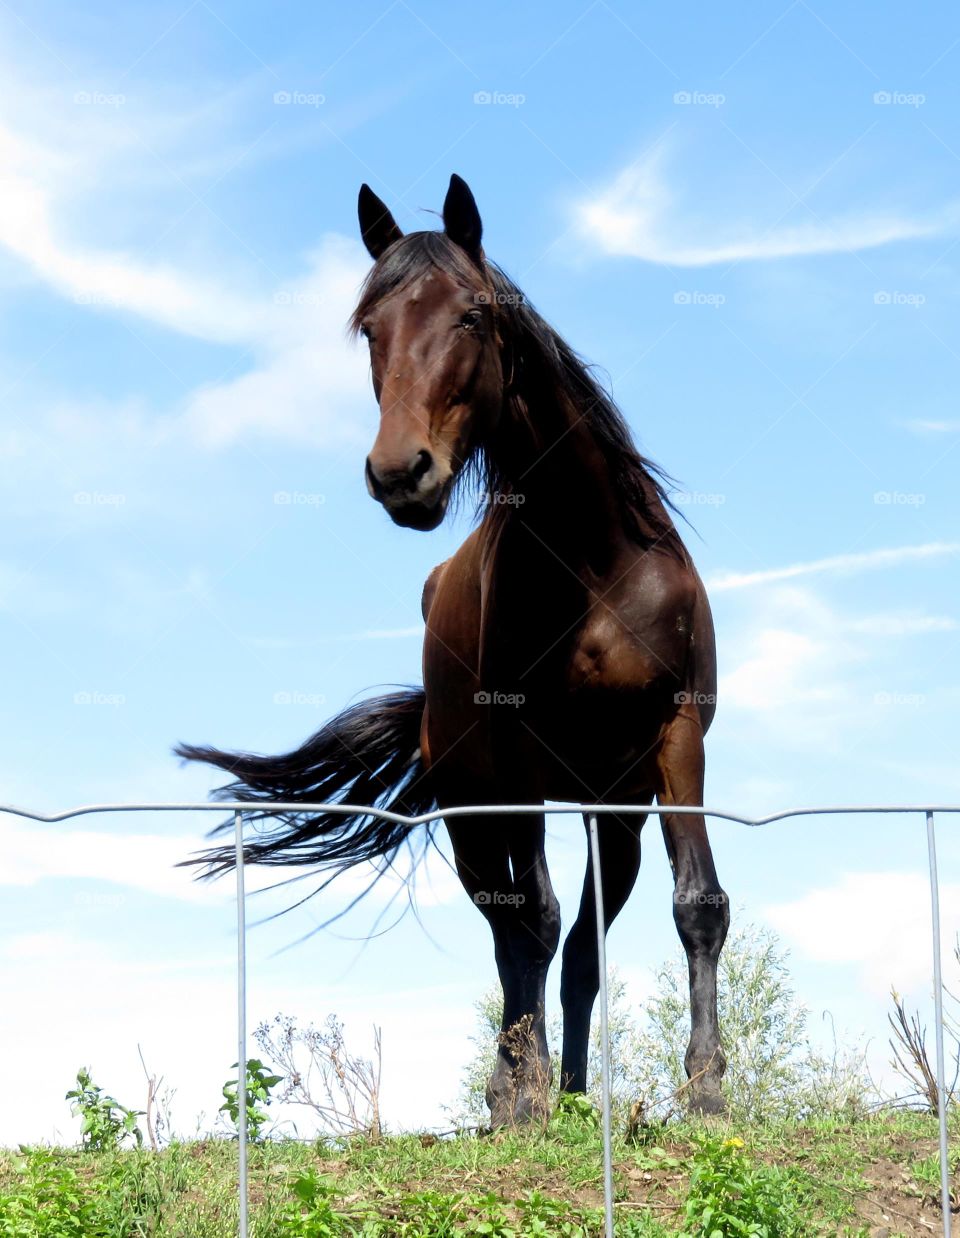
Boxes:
[350,230,684,553]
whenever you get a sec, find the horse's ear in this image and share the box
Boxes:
[358,184,404,260]
[442,173,483,263]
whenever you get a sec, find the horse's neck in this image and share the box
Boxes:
[493,391,626,567]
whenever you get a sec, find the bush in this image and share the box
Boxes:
[637,921,871,1122]
[456,921,871,1126]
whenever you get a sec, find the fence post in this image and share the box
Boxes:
[235,809,249,1238]
[588,812,615,1238]
[925,810,952,1238]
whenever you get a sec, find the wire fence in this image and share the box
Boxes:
[3,799,957,1237]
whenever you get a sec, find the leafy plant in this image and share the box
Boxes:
[0,1147,98,1236]
[679,1135,802,1237]
[464,1190,516,1237]
[279,1169,356,1236]
[220,1057,282,1142]
[65,1067,143,1151]
[549,1091,599,1136]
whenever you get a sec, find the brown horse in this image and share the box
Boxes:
[178,174,729,1125]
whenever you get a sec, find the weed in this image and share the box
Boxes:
[65,1067,143,1151]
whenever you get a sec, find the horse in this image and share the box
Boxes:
[177,173,729,1127]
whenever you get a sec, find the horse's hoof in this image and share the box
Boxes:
[687,1087,727,1117]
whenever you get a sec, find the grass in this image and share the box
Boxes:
[0,1108,955,1236]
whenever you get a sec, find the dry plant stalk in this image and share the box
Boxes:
[255,1014,382,1139]
[138,1046,160,1152]
[496,1014,552,1127]
[888,984,959,1113]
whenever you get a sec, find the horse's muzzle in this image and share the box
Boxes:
[365,456,450,530]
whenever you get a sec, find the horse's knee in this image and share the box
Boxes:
[673,884,729,955]
[529,894,561,962]
[559,925,598,1006]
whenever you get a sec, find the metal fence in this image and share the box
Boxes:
[3,800,957,1237]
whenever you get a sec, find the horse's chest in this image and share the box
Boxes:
[566,615,664,693]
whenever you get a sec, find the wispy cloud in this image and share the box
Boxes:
[0,122,265,345]
[709,542,960,592]
[901,418,960,435]
[349,625,424,641]
[178,235,371,448]
[0,110,372,449]
[577,150,950,266]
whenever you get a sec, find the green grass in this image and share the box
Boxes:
[0,1109,954,1236]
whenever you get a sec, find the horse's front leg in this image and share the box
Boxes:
[655,709,729,1114]
[444,800,559,1127]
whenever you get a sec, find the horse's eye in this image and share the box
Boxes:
[459,311,482,330]
[359,323,374,341]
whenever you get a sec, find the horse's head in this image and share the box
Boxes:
[352,175,505,530]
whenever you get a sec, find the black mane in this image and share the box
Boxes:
[351,230,684,552]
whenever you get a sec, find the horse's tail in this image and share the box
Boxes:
[175,687,434,882]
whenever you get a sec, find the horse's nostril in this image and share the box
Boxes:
[410,449,433,484]
[365,456,384,499]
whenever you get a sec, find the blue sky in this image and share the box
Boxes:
[2,0,959,1143]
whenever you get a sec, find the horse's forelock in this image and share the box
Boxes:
[349,231,487,335]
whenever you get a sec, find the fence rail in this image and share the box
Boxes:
[2,800,957,1238]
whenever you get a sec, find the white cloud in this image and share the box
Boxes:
[0,817,223,904]
[765,870,960,996]
[578,150,948,266]
[715,583,953,756]
[0,810,464,917]
[0,122,267,346]
[178,236,372,448]
[720,626,844,712]
[0,111,373,450]
[709,542,960,592]
[0,925,478,1144]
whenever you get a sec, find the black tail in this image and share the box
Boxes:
[175,688,434,883]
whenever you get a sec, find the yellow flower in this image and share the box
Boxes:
[722,1137,745,1149]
